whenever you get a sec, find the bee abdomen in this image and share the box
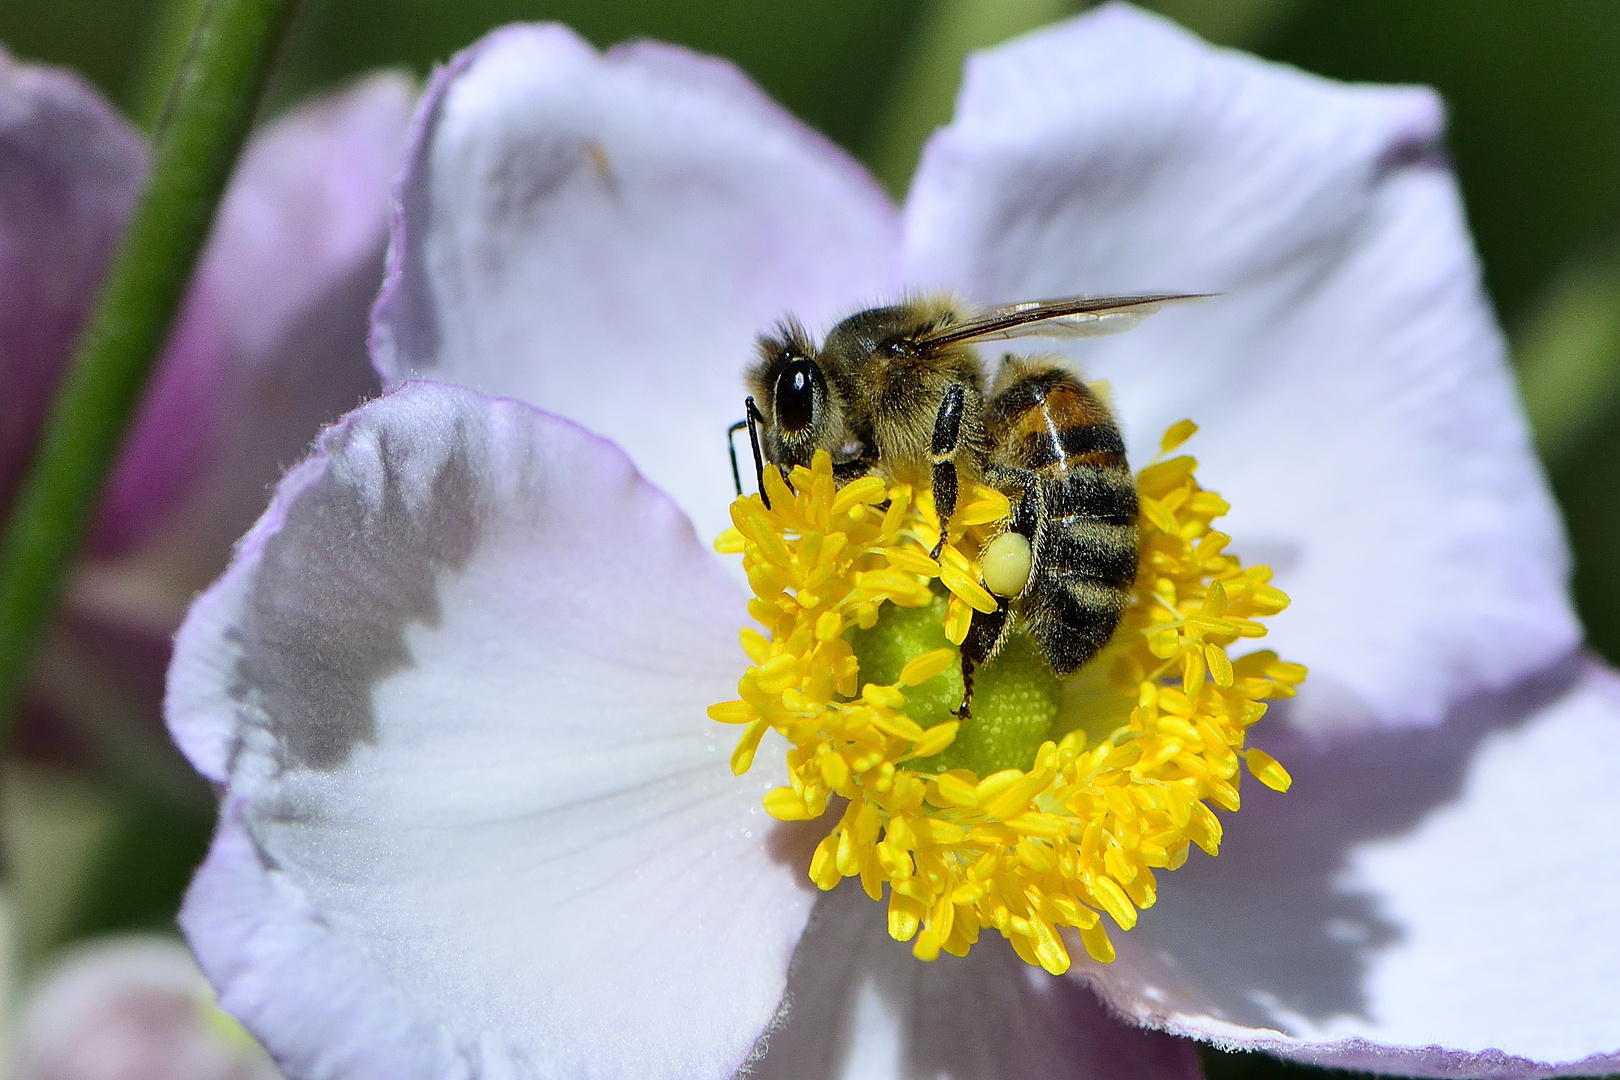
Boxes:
[1023,570,1130,676]
[1009,423,1125,471]
[1041,517,1138,586]
[983,361,1143,677]
[1046,465,1138,526]
[989,369,1126,474]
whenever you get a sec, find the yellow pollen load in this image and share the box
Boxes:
[709,421,1305,975]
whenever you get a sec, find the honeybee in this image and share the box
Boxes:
[728,293,1200,680]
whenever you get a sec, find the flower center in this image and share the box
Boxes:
[710,422,1304,974]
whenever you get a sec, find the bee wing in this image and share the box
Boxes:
[918,294,1210,346]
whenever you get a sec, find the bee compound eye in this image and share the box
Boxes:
[773,358,819,433]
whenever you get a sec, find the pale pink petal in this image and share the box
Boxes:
[208,71,417,363]
[373,25,899,547]
[169,381,811,1080]
[748,883,1202,1080]
[1074,656,1620,1078]
[904,4,1577,733]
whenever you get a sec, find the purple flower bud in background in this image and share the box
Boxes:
[12,936,281,1080]
[0,42,412,762]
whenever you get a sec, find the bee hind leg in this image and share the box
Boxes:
[961,603,1010,670]
[957,602,1011,718]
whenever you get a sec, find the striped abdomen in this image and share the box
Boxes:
[983,363,1139,676]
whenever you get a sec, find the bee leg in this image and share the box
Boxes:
[928,383,968,559]
[961,603,1010,671]
[831,448,878,484]
[957,468,1040,705]
[743,396,773,509]
[1010,471,1042,538]
[726,418,748,497]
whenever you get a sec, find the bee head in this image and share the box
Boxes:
[749,319,839,468]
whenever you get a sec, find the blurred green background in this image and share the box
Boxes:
[4,0,1619,1077]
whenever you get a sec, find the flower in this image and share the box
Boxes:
[167,5,1620,1080]
[12,936,282,1080]
[710,440,1303,976]
[0,47,411,771]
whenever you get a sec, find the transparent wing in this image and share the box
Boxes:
[917,294,1210,347]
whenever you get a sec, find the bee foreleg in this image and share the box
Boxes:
[832,460,873,483]
[726,418,748,497]
[743,396,773,510]
[929,383,968,558]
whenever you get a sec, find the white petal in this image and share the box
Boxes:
[1072,656,1620,1077]
[169,382,812,1080]
[904,4,1577,732]
[744,883,1203,1080]
[373,25,900,548]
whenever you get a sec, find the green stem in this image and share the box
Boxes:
[1512,247,1620,472]
[0,0,303,729]
[863,0,1302,198]
[864,0,1082,197]
[131,0,216,134]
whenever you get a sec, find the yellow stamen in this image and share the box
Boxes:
[710,426,1304,974]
